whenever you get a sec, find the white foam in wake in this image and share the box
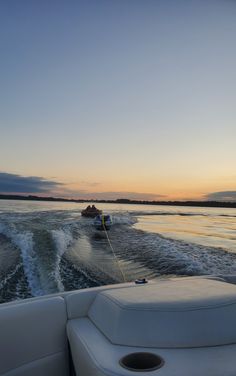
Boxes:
[0,263,22,290]
[111,213,137,225]
[0,223,43,296]
[51,227,73,291]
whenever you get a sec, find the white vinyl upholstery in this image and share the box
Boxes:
[67,317,236,376]
[88,279,236,347]
[66,278,236,376]
[65,282,135,320]
[0,296,69,376]
[2,276,236,376]
[1,353,68,376]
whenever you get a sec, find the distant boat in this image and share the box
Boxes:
[81,205,102,218]
[94,214,112,230]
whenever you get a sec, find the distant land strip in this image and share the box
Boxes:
[0,194,235,208]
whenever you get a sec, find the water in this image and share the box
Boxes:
[0,200,236,303]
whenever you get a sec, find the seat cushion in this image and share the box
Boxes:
[88,278,236,347]
[0,296,68,376]
[67,317,236,376]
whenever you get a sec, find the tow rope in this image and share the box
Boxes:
[102,220,126,283]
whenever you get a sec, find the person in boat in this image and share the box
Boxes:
[87,205,98,212]
[85,205,97,212]
[82,205,102,217]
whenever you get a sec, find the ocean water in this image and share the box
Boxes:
[0,199,236,303]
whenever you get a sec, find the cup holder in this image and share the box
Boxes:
[119,352,164,372]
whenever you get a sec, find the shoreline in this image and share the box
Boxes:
[0,194,235,209]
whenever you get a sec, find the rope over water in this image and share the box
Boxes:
[102,222,126,283]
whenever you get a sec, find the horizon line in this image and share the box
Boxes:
[0,194,236,208]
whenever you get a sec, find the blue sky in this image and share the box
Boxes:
[0,0,236,200]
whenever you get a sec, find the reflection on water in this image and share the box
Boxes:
[134,214,236,251]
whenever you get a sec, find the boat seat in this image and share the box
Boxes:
[67,278,236,376]
[0,296,69,376]
[88,278,236,348]
[67,317,236,376]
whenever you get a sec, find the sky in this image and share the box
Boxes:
[0,0,236,201]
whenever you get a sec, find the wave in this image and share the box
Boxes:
[1,207,236,303]
[0,263,22,290]
[104,225,236,278]
[129,211,236,218]
[130,212,204,217]
[111,213,137,225]
[0,223,43,296]
[51,227,74,291]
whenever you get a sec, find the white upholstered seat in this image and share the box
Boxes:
[0,296,69,376]
[88,278,236,347]
[67,278,236,376]
[67,317,236,376]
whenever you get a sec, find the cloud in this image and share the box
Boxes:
[0,172,63,194]
[205,191,236,202]
[0,172,165,201]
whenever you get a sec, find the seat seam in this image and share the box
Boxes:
[99,293,236,312]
